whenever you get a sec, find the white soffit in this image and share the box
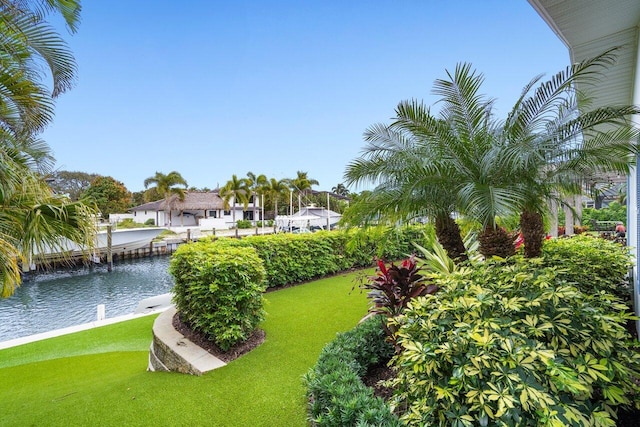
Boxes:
[528,0,640,108]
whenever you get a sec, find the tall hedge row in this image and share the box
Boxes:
[202,225,434,288]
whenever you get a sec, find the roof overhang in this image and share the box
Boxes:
[528,0,640,108]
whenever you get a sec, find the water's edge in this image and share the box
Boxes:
[0,256,174,343]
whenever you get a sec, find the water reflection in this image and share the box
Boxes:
[0,256,174,342]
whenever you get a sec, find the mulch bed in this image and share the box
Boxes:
[172,313,265,363]
[362,359,396,402]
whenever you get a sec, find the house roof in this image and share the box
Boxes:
[130,191,226,212]
[528,0,640,109]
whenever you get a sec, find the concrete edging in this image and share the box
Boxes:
[148,306,226,376]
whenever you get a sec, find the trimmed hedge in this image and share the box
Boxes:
[169,242,266,351]
[201,225,435,289]
[304,316,400,426]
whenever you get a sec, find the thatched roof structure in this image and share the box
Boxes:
[130,191,226,212]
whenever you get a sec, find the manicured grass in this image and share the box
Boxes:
[0,270,369,426]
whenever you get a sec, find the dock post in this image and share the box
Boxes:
[107,225,113,272]
[97,304,106,321]
[187,228,191,242]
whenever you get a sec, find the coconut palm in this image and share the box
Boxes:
[331,183,350,197]
[143,171,188,226]
[289,170,319,213]
[264,177,289,218]
[219,174,250,232]
[245,172,267,223]
[502,47,640,257]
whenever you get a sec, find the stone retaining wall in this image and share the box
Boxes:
[148,306,226,376]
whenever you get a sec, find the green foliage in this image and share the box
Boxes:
[235,219,252,229]
[344,225,434,267]
[47,170,98,201]
[81,176,132,218]
[304,316,400,426]
[389,258,640,426]
[169,242,266,351]
[202,225,434,289]
[542,234,632,301]
[582,202,627,226]
[144,218,155,226]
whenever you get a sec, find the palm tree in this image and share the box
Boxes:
[0,137,97,297]
[0,1,81,137]
[346,64,519,259]
[0,0,101,297]
[219,174,250,233]
[143,171,188,226]
[331,183,350,197]
[289,171,319,213]
[501,47,640,257]
[245,172,267,223]
[264,177,289,218]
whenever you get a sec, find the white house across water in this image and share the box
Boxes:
[129,191,262,230]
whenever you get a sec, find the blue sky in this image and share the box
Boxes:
[42,1,569,193]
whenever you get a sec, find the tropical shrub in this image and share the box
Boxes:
[542,234,632,301]
[304,315,400,426]
[169,241,266,351]
[358,257,439,350]
[388,258,640,426]
[236,219,252,229]
[582,202,627,225]
[144,218,155,226]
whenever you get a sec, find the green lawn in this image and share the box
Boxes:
[0,270,369,426]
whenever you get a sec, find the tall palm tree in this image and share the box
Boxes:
[245,172,267,223]
[289,170,319,213]
[331,183,350,197]
[143,171,188,227]
[502,47,640,257]
[264,177,289,218]
[219,174,250,231]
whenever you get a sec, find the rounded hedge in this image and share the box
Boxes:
[169,241,267,351]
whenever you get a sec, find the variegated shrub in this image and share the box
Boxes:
[388,258,640,427]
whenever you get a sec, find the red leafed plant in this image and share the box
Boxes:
[360,256,439,350]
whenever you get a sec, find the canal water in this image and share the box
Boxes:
[0,256,174,343]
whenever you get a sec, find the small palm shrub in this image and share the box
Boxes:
[169,241,266,351]
[542,234,632,302]
[304,315,400,426]
[388,258,640,426]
